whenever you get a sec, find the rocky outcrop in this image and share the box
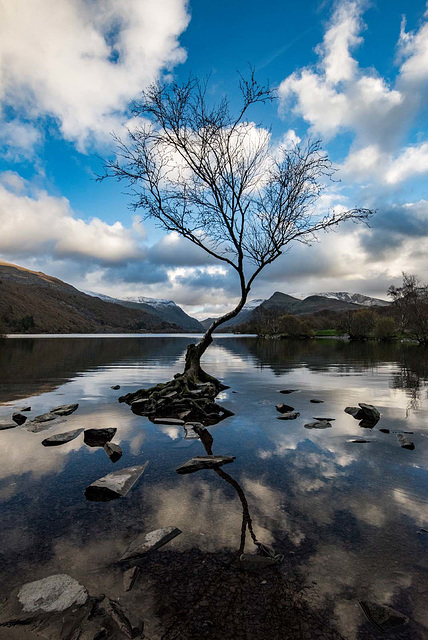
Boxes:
[85,462,149,501]
[176,455,235,474]
[119,527,182,566]
[41,429,84,446]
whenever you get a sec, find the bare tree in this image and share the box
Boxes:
[388,273,428,344]
[101,73,373,383]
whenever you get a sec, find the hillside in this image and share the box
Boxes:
[201,299,265,331]
[87,291,203,332]
[0,262,180,334]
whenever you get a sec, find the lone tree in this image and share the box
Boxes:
[388,273,428,344]
[102,74,373,383]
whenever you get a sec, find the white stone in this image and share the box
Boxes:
[18,574,88,613]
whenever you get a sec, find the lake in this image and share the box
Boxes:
[0,336,427,640]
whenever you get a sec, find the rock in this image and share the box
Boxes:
[349,438,370,443]
[111,385,121,390]
[50,403,79,416]
[20,406,31,411]
[279,389,297,394]
[12,412,27,425]
[153,417,185,426]
[176,455,236,474]
[277,412,300,420]
[119,527,182,566]
[310,399,324,403]
[397,434,415,450]
[32,412,57,423]
[313,417,335,421]
[275,403,295,413]
[104,442,122,462]
[123,567,140,592]
[106,599,144,639]
[184,423,201,439]
[17,574,88,613]
[359,600,409,632]
[0,419,19,430]
[359,402,380,420]
[345,403,380,423]
[41,429,84,446]
[239,554,282,570]
[379,428,390,433]
[84,428,117,447]
[85,462,150,502]
[304,421,332,429]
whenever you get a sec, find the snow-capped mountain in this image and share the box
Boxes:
[124,296,176,309]
[243,298,265,310]
[314,292,390,307]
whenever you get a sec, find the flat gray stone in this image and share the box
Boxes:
[32,412,57,423]
[85,462,149,502]
[176,455,235,474]
[0,419,18,430]
[50,403,79,416]
[153,417,185,425]
[42,429,84,446]
[275,403,294,413]
[17,574,88,613]
[359,600,409,632]
[119,527,182,566]
[304,421,332,429]
[20,406,31,411]
[104,441,122,462]
[277,412,300,420]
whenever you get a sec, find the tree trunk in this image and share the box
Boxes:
[183,291,248,383]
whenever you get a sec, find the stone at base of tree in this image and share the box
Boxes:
[50,403,79,416]
[119,527,182,566]
[42,429,84,446]
[359,601,409,632]
[176,455,235,474]
[397,434,415,450]
[84,462,149,501]
[12,412,27,425]
[84,428,117,447]
[0,419,18,430]
[275,403,295,413]
[17,574,88,613]
[304,421,332,429]
[277,412,300,420]
[103,441,122,462]
[106,599,144,639]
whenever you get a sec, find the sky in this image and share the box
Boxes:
[0,0,427,319]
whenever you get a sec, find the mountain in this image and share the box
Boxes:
[314,292,390,307]
[85,292,203,332]
[0,262,180,334]
[200,298,266,331]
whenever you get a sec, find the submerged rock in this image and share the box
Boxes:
[111,385,121,390]
[103,441,122,462]
[42,428,84,446]
[84,427,117,447]
[279,389,297,394]
[50,403,79,416]
[313,417,335,421]
[304,421,332,429]
[119,527,182,566]
[359,600,409,632]
[275,403,295,413]
[12,412,27,425]
[176,455,235,474]
[18,574,88,613]
[0,419,18,430]
[277,412,300,420]
[397,434,415,450]
[310,399,324,403]
[106,598,144,639]
[349,438,370,443]
[85,462,149,501]
[20,406,31,412]
[379,428,390,433]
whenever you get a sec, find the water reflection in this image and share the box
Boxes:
[0,337,426,639]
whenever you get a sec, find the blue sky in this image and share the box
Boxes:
[0,0,427,318]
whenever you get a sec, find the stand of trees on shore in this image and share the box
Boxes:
[237,274,428,345]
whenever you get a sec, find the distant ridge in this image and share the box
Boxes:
[0,261,181,334]
[314,292,390,307]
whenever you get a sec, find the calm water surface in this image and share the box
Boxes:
[0,336,427,638]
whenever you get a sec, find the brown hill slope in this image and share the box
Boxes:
[0,261,179,334]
